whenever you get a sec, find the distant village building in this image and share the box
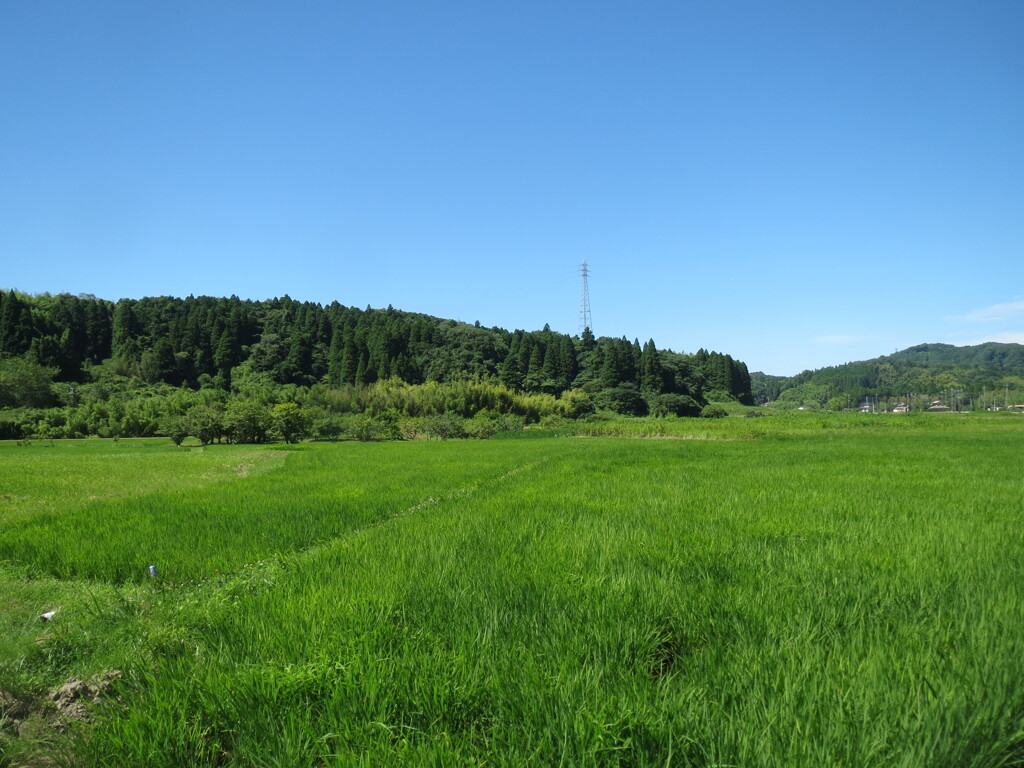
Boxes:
[926,400,951,412]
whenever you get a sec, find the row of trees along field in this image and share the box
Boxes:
[0,291,753,440]
[752,342,1024,410]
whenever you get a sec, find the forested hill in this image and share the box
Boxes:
[753,342,1024,409]
[0,290,753,415]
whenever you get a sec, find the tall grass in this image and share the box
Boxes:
[0,440,535,583]
[565,408,1024,440]
[25,429,1017,767]
[0,439,288,526]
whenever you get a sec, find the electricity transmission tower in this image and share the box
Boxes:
[579,259,592,335]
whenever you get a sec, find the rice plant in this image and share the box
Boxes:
[2,423,1023,767]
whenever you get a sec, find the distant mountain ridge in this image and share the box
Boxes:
[885,342,1024,369]
[753,342,1024,408]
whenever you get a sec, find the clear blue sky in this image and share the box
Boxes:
[2,2,1022,376]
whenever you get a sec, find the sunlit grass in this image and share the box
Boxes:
[0,439,287,526]
[565,408,1024,440]
[0,440,533,583]
[2,424,1023,767]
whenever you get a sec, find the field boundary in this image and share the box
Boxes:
[569,433,753,441]
[347,455,551,538]
[218,454,554,582]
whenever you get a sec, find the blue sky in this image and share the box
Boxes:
[2,1,1022,376]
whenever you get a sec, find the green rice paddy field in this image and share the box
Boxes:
[1,412,1023,767]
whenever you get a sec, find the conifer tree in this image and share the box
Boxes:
[340,333,359,385]
[0,291,33,357]
[558,336,578,391]
[639,339,665,394]
[524,343,545,391]
[111,300,143,361]
[84,299,113,361]
[354,351,368,386]
[599,341,625,389]
[541,341,560,392]
[580,326,595,351]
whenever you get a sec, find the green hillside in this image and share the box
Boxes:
[755,342,1024,410]
[0,290,752,440]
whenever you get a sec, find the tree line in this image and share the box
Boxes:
[0,290,753,440]
[753,342,1024,410]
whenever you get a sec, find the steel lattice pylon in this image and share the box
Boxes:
[579,259,592,335]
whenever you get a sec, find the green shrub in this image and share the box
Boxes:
[594,383,648,416]
[185,406,223,445]
[162,416,189,447]
[649,393,702,418]
[700,403,728,419]
[559,389,595,419]
[422,413,466,440]
[223,401,273,444]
